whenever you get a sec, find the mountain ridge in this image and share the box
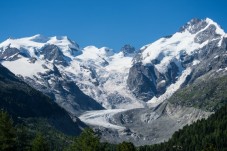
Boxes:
[1,17,227,145]
[0,17,226,112]
[0,64,85,135]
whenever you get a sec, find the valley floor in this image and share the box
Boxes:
[79,103,211,146]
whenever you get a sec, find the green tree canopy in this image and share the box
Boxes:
[117,141,136,151]
[31,132,50,151]
[0,110,16,151]
[66,128,100,151]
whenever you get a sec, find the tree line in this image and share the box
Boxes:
[0,109,136,151]
[1,104,227,151]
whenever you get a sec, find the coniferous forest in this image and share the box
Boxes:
[1,103,227,151]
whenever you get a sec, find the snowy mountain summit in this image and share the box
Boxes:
[127,18,226,105]
[0,18,226,115]
[0,34,80,63]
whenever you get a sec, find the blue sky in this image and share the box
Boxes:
[0,0,227,51]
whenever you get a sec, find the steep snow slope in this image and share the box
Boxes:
[127,18,226,102]
[141,18,225,74]
[0,34,80,58]
[66,46,146,109]
[2,57,49,77]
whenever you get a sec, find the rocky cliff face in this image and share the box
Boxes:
[127,18,227,103]
[120,44,136,56]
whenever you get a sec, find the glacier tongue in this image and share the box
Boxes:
[79,109,128,130]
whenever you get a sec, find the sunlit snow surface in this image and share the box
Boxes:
[141,18,225,74]
[67,48,147,109]
[2,57,51,77]
[0,34,80,59]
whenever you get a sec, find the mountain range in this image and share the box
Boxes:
[0,18,227,145]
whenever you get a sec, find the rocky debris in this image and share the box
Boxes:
[90,102,211,146]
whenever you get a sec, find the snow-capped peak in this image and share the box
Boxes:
[205,18,225,35]
[179,18,225,36]
[47,36,80,57]
[0,34,81,59]
[179,18,206,33]
[78,46,114,61]
[140,18,226,74]
[29,34,50,43]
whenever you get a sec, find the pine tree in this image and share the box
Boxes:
[31,132,50,151]
[15,125,30,151]
[0,110,16,151]
[66,128,100,151]
[117,141,136,151]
